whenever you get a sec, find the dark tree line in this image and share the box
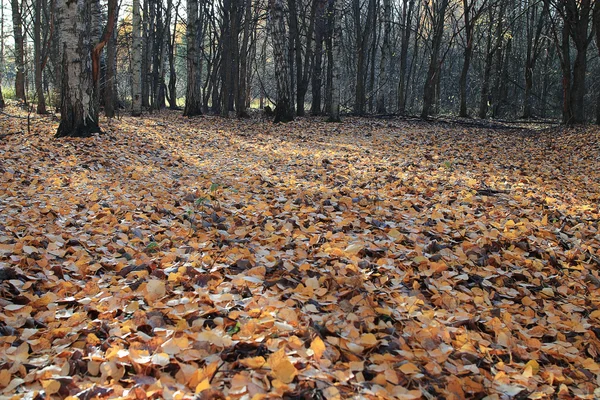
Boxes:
[1,0,599,136]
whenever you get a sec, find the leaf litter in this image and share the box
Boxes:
[0,107,599,399]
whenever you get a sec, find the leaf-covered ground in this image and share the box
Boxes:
[1,107,599,399]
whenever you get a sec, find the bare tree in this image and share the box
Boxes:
[10,0,25,101]
[270,0,294,122]
[184,0,203,117]
[132,0,143,116]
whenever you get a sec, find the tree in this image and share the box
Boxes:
[184,0,203,117]
[544,0,593,124]
[55,0,101,137]
[132,0,143,116]
[10,0,25,101]
[521,0,547,118]
[397,0,415,115]
[421,0,450,118]
[352,0,376,115]
[594,0,600,124]
[458,0,489,117]
[270,0,294,123]
[328,0,340,122]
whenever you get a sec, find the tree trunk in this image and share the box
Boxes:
[311,0,326,115]
[11,0,26,101]
[397,0,414,115]
[184,0,203,117]
[328,0,341,122]
[55,0,101,138]
[34,0,46,113]
[595,1,600,124]
[105,17,117,117]
[353,0,375,115]
[478,3,502,119]
[270,0,294,123]
[376,0,390,113]
[421,0,449,118]
[237,0,252,118]
[132,0,142,116]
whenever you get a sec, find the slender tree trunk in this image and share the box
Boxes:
[595,1,600,124]
[11,0,25,101]
[105,14,117,117]
[132,0,142,116]
[34,0,47,113]
[478,4,502,119]
[184,0,203,116]
[324,0,334,114]
[270,0,294,122]
[55,0,101,137]
[421,0,449,118]
[398,0,414,115]
[237,0,252,117]
[311,0,326,115]
[377,0,390,113]
[328,0,340,122]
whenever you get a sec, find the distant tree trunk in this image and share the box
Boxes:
[270,0,294,123]
[105,15,117,117]
[421,0,449,118]
[324,0,334,114]
[311,0,326,115]
[545,0,592,124]
[11,0,26,101]
[167,0,179,109]
[132,0,142,116]
[142,0,150,108]
[328,0,340,122]
[567,1,591,124]
[397,0,414,115]
[353,0,375,115]
[458,0,483,118]
[184,0,203,117]
[0,3,5,108]
[34,0,46,113]
[478,3,503,119]
[595,1,600,124]
[55,0,102,138]
[522,1,545,119]
[237,0,252,117]
[376,0,391,113]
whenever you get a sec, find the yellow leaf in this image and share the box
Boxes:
[195,378,211,394]
[239,356,266,369]
[268,348,297,384]
[359,333,378,347]
[42,380,61,396]
[399,362,420,374]
[524,359,540,375]
[310,337,326,360]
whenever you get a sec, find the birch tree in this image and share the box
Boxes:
[55,0,101,137]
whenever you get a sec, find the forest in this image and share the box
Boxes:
[0,0,600,399]
[0,0,598,131]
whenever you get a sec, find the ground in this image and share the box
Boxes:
[0,106,599,399]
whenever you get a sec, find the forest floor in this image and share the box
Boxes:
[0,105,599,399]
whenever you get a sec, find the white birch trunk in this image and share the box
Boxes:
[55,0,101,137]
[132,0,143,116]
